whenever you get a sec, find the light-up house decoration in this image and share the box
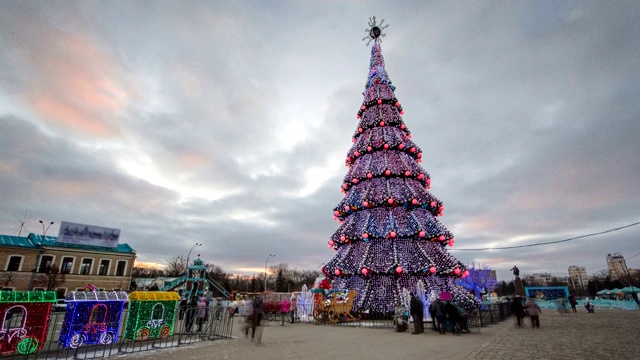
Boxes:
[0,291,56,355]
[58,291,128,348]
[184,257,207,299]
[124,291,180,341]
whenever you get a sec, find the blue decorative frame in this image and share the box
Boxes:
[524,286,569,300]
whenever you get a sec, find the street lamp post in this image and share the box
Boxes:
[264,254,275,292]
[27,220,54,290]
[183,243,202,297]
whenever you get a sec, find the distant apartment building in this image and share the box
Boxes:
[567,265,589,288]
[606,253,629,280]
[523,273,568,286]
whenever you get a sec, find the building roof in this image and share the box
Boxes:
[0,233,135,255]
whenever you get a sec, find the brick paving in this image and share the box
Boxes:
[125,309,640,360]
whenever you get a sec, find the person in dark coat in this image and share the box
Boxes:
[432,298,446,334]
[568,295,578,313]
[444,301,462,335]
[409,293,424,334]
[185,296,198,333]
[428,301,438,332]
[512,296,525,327]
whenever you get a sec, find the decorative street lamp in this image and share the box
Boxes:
[27,220,54,290]
[264,254,275,292]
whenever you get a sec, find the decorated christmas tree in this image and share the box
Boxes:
[322,18,480,313]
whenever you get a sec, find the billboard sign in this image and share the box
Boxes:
[57,221,120,248]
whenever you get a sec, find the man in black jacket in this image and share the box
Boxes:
[409,293,424,334]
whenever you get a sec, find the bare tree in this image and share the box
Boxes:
[165,255,187,277]
[34,266,66,291]
[0,272,16,288]
[132,263,165,278]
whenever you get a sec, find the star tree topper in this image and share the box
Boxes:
[362,16,389,46]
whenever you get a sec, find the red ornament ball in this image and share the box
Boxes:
[335,269,341,275]
[367,172,372,179]
[398,143,405,149]
[377,99,382,104]
[358,127,363,133]
[362,268,368,275]
[395,266,403,273]
[354,150,360,157]
[383,143,389,149]
[356,115,361,119]
[463,270,470,277]
[352,178,358,183]
[439,235,445,241]
[417,173,424,180]
[390,231,396,238]
[395,101,400,107]
[388,198,394,204]
[329,240,334,246]
[400,110,404,115]
[363,233,369,239]
[361,105,366,110]
[412,198,418,205]
[363,201,369,207]
[410,147,416,153]
[385,170,391,176]
[400,124,406,129]
[405,170,411,177]
[380,121,385,126]
[419,230,426,237]
[454,268,461,275]
[430,267,436,274]
[340,235,346,241]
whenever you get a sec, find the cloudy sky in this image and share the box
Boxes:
[1,1,639,282]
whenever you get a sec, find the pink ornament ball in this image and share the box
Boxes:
[463,270,470,277]
[342,183,348,189]
[352,138,356,143]
[333,216,337,220]
[430,267,436,274]
[417,159,422,163]
[358,127,363,133]
[400,110,404,115]
[352,178,358,184]
[356,115,361,119]
[329,240,334,246]
[410,147,416,153]
[354,150,360,157]
[448,239,455,247]
[426,178,431,184]
[439,235,445,241]
[335,269,341,275]
[363,201,369,207]
[334,210,339,216]
[363,232,369,239]
[430,201,436,207]
[395,266,403,273]
[384,143,389,149]
[405,170,411,177]
[417,152,422,158]
[412,198,418,205]
[385,170,391,176]
[407,134,412,138]
[390,231,396,238]
[367,146,372,151]
[361,105,366,110]
[395,101,400,107]
[398,143,405,149]
[362,268,369,275]
[328,244,332,249]
[388,198,394,204]
[367,172,373,179]
[380,121,385,126]
[419,230,426,237]
[417,173,424,180]
[400,124,406,129]
[454,268,461,275]
[340,235,346,241]
[377,99,382,104]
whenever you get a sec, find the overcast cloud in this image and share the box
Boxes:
[1,1,639,281]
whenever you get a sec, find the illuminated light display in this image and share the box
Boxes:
[0,291,55,355]
[123,292,180,341]
[323,23,480,313]
[59,291,128,348]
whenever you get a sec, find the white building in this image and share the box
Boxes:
[606,253,629,280]
[568,265,589,288]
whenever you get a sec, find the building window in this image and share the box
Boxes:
[98,259,110,276]
[115,260,127,276]
[79,258,93,275]
[60,257,74,274]
[38,255,54,273]
[6,256,23,272]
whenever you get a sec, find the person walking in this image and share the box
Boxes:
[243,298,255,339]
[185,296,197,333]
[524,298,542,328]
[196,296,209,332]
[409,293,424,334]
[279,297,290,326]
[289,294,298,323]
[569,295,578,313]
[432,298,446,334]
[512,296,525,327]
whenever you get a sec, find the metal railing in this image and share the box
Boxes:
[0,305,233,360]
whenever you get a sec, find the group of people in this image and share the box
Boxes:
[511,296,542,328]
[242,294,299,344]
[178,296,212,333]
[409,293,468,335]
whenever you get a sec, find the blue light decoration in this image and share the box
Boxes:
[0,291,56,355]
[58,291,128,348]
[323,19,480,314]
[525,286,570,301]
